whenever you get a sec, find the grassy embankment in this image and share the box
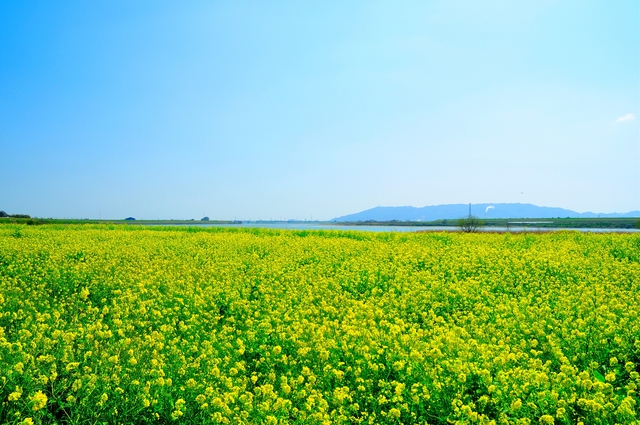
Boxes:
[0,218,238,226]
[2,217,639,229]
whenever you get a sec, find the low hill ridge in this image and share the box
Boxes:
[332,203,640,222]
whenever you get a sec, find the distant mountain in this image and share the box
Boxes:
[332,203,640,222]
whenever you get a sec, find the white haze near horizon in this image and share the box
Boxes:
[0,1,638,220]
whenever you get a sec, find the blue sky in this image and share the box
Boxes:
[1,1,638,220]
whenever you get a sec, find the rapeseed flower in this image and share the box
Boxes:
[30,391,47,411]
[1,225,638,424]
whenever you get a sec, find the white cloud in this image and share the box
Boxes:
[615,113,636,123]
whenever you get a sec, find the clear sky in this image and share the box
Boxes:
[1,1,638,220]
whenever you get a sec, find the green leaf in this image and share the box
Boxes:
[593,370,606,383]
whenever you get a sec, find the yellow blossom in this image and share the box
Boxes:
[30,391,47,411]
[8,387,23,401]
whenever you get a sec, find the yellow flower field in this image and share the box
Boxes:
[0,225,639,424]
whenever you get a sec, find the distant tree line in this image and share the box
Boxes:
[0,211,31,218]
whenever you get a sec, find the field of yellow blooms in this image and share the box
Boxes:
[0,224,639,425]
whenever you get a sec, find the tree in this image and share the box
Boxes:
[457,215,483,233]
[0,211,8,217]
